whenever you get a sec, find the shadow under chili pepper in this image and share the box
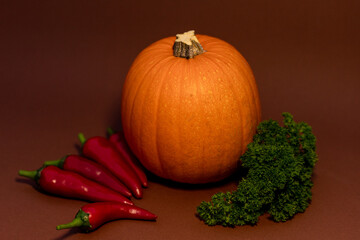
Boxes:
[51,227,82,240]
[15,177,38,189]
[74,143,83,155]
[16,176,55,195]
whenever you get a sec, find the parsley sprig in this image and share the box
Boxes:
[197,113,318,226]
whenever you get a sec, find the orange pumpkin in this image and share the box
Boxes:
[121,30,261,184]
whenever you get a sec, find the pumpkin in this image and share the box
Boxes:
[121,30,261,184]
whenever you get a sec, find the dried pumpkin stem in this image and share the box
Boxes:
[173,30,205,59]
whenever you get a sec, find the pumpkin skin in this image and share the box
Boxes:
[121,34,261,184]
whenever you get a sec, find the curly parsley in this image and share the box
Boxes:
[197,113,318,226]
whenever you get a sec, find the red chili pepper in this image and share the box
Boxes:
[43,155,132,198]
[107,128,148,188]
[78,133,143,198]
[56,202,157,231]
[18,166,133,205]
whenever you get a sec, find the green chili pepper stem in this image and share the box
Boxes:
[107,127,115,136]
[43,159,61,167]
[56,217,84,230]
[78,133,86,145]
[43,156,66,168]
[18,170,37,180]
[56,209,91,230]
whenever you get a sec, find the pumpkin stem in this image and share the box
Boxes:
[173,30,205,59]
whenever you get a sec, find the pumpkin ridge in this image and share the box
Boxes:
[204,39,261,125]
[197,55,234,180]
[205,51,259,143]
[199,54,235,177]
[231,54,260,146]
[225,50,261,125]
[127,55,174,162]
[192,56,206,181]
[217,42,261,123]
[178,59,188,180]
[149,57,180,178]
[226,53,259,129]
[123,57,155,106]
[202,53,245,159]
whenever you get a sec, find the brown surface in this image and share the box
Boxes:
[1,0,359,239]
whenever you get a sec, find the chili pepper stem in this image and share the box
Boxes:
[78,133,86,145]
[56,217,84,230]
[18,170,37,180]
[57,209,91,230]
[43,159,62,167]
[107,127,115,136]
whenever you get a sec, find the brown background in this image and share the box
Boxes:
[1,0,359,239]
